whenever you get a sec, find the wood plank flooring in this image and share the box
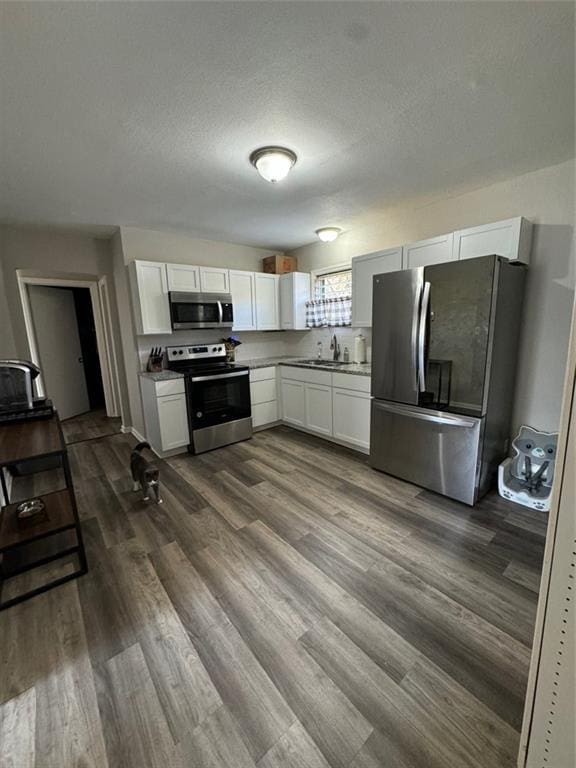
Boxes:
[0,426,547,768]
[61,408,121,445]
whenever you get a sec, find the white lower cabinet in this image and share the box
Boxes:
[305,383,333,436]
[139,376,190,456]
[157,394,189,450]
[280,379,306,427]
[333,388,371,450]
[280,366,370,451]
[250,366,279,429]
[253,400,279,428]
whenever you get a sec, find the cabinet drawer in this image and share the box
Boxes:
[155,378,185,397]
[252,401,279,428]
[280,366,331,386]
[331,372,371,394]
[250,379,277,405]
[250,366,277,383]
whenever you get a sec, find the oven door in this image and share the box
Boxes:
[186,370,251,430]
[169,292,234,330]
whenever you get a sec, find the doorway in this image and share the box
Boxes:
[18,273,123,443]
[28,285,105,419]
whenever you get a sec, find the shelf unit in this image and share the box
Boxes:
[0,414,87,610]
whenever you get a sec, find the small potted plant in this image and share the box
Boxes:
[222,335,241,362]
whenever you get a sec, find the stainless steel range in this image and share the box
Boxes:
[166,344,252,454]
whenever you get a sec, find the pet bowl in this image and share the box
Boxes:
[16,498,48,527]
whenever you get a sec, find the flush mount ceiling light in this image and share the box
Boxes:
[249,146,297,183]
[316,227,342,242]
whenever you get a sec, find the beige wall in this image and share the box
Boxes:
[120,226,279,269]
[0,238,17,358]
[290,160,576,433]
[0,226,129,422]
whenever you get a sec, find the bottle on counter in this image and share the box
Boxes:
[343,346,350,363]
[354,333,367,364]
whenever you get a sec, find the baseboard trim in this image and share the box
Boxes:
[121,425,147,443]
[265,421,369,455]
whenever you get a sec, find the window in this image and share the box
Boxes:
[314,268,352,300]
[307,264,353,328]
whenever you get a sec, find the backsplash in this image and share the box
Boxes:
[284,327,372,362]
[137,327,372,369]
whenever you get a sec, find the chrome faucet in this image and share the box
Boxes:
[330,333,340,361]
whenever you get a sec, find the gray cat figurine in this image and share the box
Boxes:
[130,442,163,503]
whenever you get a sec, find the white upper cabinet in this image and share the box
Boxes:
[351,248,403,327]
[199,266,230,293]
[402,233,455,269]
[452,217,532,264]
[129,260,171,335]
[255,274,280,330]
[280,272,311,330]
[230,270,257,331]
[166,263,200,292]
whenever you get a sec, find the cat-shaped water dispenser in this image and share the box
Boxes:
[498,425,558,511]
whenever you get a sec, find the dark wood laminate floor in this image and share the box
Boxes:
[61,408,122,445]
[0,426,547,768]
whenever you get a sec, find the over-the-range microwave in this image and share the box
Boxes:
[169,291,234,330]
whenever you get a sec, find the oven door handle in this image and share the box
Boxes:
[190,371,249,383]
[217,301,223,324]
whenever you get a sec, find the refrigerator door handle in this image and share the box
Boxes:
[417,281,431,392]
[373,400,477,429]
[412,279,423,391]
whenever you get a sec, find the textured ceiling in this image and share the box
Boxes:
[1,2,574,249]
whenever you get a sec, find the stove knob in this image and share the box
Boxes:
[196,411,203,418]
[212,347,217,352]
[178,350,183,355]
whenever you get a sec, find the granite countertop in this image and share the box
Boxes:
[278,360,372,376]
[139,357,372,379]
[240,356,303,369]
[138,370,184,381]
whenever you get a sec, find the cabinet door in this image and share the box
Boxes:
[402,233,454,269]
[157,394,189,450]
[352,248,403,327]
[133,261,171,334]
[305,383,333,436]
[452,217,532,264]
[166,263,200,292]
[281,379,305,426]
[333,389,370,450]
[230,270,257,331]
[252,401,279,428]
[199,267,230,293]
[280,273,294,329]
[255,274,280,330]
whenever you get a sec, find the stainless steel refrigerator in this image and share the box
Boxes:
[370,254,526,505]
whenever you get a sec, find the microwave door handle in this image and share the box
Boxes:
[217,301,223,324]
[418,281,431,393]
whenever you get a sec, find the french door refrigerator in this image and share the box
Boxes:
[370,254,526,505]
